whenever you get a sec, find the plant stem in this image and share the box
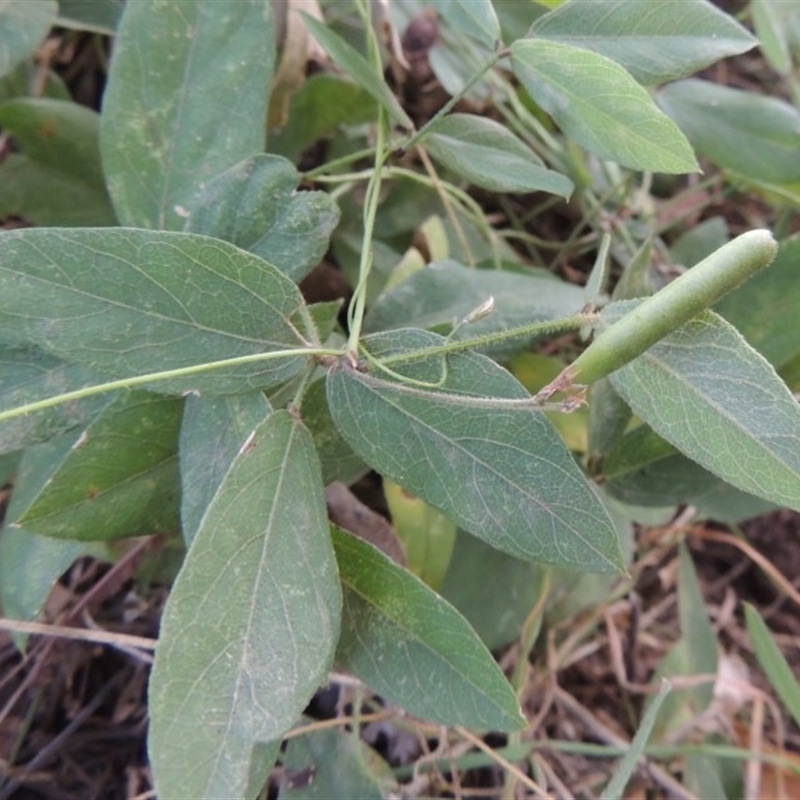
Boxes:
[344,131,386,355]
[303,146,376,180]
[0,313,595,424]
[386,166,503,263]
[398,48,508,152]
[345,0,390,358]
[414,144,475,266]
[290,362,319,411]
[0,347,340,424]
[504,569,552,800]
[313,163,503,265]
[376,312,595,368]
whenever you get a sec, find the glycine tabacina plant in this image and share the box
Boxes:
[0,1,798,798]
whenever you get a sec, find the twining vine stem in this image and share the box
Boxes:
[0,311,597,424]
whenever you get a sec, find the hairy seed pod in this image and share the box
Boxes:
[541,229,778,398]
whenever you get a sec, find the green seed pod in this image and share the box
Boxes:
[540,229,778,399]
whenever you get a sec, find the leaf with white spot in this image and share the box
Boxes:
[184,155,340,283]
[149,410,342,800]
[100,0,274,229]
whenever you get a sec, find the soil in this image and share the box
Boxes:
[1,513,798,799]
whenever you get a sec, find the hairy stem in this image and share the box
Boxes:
[0,347,339,424]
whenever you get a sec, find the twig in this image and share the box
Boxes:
[0,618,156,653]
[687,526,800,608]
[455,726,553,800]
[0,672,126,800]
[554,686,699,800]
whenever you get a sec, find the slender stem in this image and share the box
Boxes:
[345,0,390,357]
[377,312,595,368]
[399,48,508,153]
[387,166,503,264]
[505,569,553,800]
[1,311,595,425]
[493,70,563,157]
[414,144,475,266]
[306,167,382,183]
[303,146,377,180]
[512,569,552,693]
[290,362,318,410]
[360,345,449,389]
[346,145,385,350]
[313,162,503,265]
[0,347,340,424]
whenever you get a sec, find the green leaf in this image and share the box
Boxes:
[584,233,610,306]
[603,424,776,524]
[529,0,756,85]
[0,449,19,485]
[327,329,623,573]
[0,0,56,78]
[0,344,113,456]
[587,378,632,460]
[745,603,800,729]
[0,525,84,623]
[0,228,311,395]
[8,392,182,540]
[306,300,344,344]
[184,154,341,283]
[658,79,800,184]
[269,73,376,164]
[670,216,729,268]
[0,98,115,226]
[301,14,413,130]
[301,377,368,486]
[56,0,122,34]
[751,0,793,75]
[384,479,456,591]
[494,0,550,44]
[148,410,342,800]
[279,723,397,799]
[604,303,800,512]
[432,0,501,47]
[365,260,584,354]
[547,487,636,623]
[683,755,730,800]
[0,60,70,104]
[429,39,493,99]
[677,543,717,704]
[511,39,698,174]
[441,529,546,651]
[715,233,800,369]
[332,525,525,731]
[0,155,115,227]
[612,236,657,301]
[100,0,274,229]
[179,392,272,546]
[421,113,573,196]
[601,680,671,800]
[0,98,104,185]
[645,545,717,740]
